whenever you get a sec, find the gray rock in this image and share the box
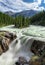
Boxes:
[0,31,17,55]
[5,32,17,41]
[15,57,28,65]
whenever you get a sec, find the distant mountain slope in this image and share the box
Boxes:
[30,11,45,26]
[5,10,39,17]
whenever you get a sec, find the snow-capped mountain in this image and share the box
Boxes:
[5,10,39,17]
[0,0,45,13]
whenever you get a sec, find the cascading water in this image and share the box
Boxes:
[0,25,45,65]
[0,35,34,65]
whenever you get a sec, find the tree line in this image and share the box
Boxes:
[0,11,45,28]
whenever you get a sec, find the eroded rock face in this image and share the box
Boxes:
[5,31,17,40]
[31,40,45,56]
[0,37,8,55]
[29,40,45,65]
[0,31,17,55]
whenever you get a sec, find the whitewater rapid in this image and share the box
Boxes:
[0,36,34,65]
[0,25,45,65]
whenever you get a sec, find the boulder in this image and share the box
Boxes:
[0,31,17,55]
[0,36,9,54]
[5,32,17,41]
[15,57,28,65]
[18,57,28,64]
[2,37,9,52]
[30,40,45,65]
[31,40,45,56]
[29,56,40,65]
[29,55,45,65]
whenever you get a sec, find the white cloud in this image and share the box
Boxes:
[20,0,44,11]
[22,0,45,11]
[0,0,45,12]
[37,0,42,4]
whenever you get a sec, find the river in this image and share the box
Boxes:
[0,25,45,65]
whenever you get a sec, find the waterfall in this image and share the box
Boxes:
[0,25,44,65]
[0,35,34,65]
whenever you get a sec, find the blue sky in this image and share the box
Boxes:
[23,0,45,10]
[23,0,45,9]
[39,0,45,7]
[23,0,34,3]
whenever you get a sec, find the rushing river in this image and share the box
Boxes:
[0,25,45,65]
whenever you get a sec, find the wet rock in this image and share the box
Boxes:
[30,55,39,62]
[19,57,28,64]
[0,31,17,55]
[15,62,20,65]
[29,56,41,65]
[0,36,9,54]
[0,45,3,55]
[29,61,41,65]
[30,40,45,65]
[15,40,18,43]
[31,40,45,56]
[2,37,9,52]
[15,57,28,65]
[5,32,17,41]
[29,55,45,65]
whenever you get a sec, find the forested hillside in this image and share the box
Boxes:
[0,12,30,28]
[0,11,45,28]
[14,11,45,27]
[30,11,45,26]
[0,12,14,27]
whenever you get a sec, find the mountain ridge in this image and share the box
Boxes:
[5,10,39,17]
